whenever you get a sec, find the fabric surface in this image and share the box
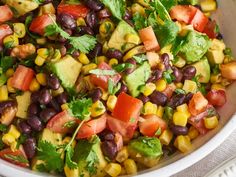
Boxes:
[172,130,236,177]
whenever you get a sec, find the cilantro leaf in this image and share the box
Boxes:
[65,146,77,169]
[132,13,147,31]
[150,0,171,21]
[89,69,117,76]
[175,88,186,95]
[0,136,4,150]
[1,56,14,73]
[0,74,7,86]
[112,63,134,73]
[161,0,178,11]
[0,124,7,132]
[133,55,147,64]
[108,79,121,95]
[163,69,175,84]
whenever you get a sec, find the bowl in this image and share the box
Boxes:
[1,1,236,177]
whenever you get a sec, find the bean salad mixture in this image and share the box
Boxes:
[0,0,235,176]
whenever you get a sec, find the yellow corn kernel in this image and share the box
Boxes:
[143,102,157,115]
[97,56,108,64]
[159,129,173,145]
[82,63,97,75]
[62,137,76,149]
[36,37,47,45]
[61,103,69,110]
[37,48,49,59]
[0,85,8,101]
[124,34,141,45]
[76,17,86,26]
[101,88,109,101]
[3,34,19,48]
[78,53,90,65]
[13,23,26,38]
[109,58,119,67]
[10,141,17,151]
[99,20,115,37]
[142,83,156,96]
[38,3,56,15]
[131,3,145,16]
[173,111,189,127]
[173,56,186,68]
[160,45,172,55]
[175,82,183,89]
[64,165,78,177]
[7,77,16,93]
[182,80,198,93]
[36,73,47,86]
[35,55,46,66]
[105,163,122,177]
[204,116,219,129]
[5,68,14,78]
[8,125,20,139]
[29,78,40,92]
[156,79,167,92]
[123,159,137,175]
[116,147,129,163]
[52,86,64,97]
[188,126,199,140]
[174,135,192,153]
[2,133,15,146]
[156,106,164,118]
[123,45,145,61]
[107,95,118,112]
[91,100,106,117]
[210,74,222,84]
[51,49,61,62]
[176,104,191,118]
[200,0,217,12]
[102,42,109,54]
[211,84,225,91]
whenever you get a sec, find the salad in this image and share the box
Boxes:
[0,0,235,176]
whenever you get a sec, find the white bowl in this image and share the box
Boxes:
[1,1,236,177]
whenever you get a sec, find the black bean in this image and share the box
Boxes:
[27,115,43,132]
[216,33,223,40]
[184,93,193,103]
[101,140,118,160]
[85,11,99,30]
[47,74,60,90]
[182,65,196,80]
[27,103,40,116]
[38,89,52,105]
[172,66,183,83]
[116,83,128,95]
[40,108,57,123]
[168,94,186,109]
[71,50,80,59]
[98,8,111,18]
[149,91,168,106]
[31,91,40,103]
[123,9,132,20]
[56,92,68,105]
[161,53,171,70]
[88,42,102,58]
[57,13,76,30]
[59,45,67,57]
[171,125,188,136]
[84,0,104,11]
[18,121,32,134]
[99,129,115,141]
[106,49,123,60]
[23,138,36,159]
[48,98,61,112]
[91,88,103,103]
[147,69,163,83]
[124,58,136,74]
[0,100,17,114]
[78,26,94,35]
[138,94,150,104]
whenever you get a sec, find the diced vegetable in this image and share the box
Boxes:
[206,90,226,107]
[0,24,13,45]
[188,92,208,116]
[220,62,236,80]
[57,4,89,19]
[0,5,13,24]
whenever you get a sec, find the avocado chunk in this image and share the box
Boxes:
[124,62,151,97]
[108,21,141,53]
[16,91,31,119]
[179,30,210,63]
[50,55,82,89]
[128,137,163,167]
[192,57,211,83]
[206,39,226,64]
[73,136,107,177]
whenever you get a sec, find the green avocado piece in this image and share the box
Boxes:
[179,30,211,63]
[206,39,226,64]
[50,55,82,89]
[73,136,107,177]
[108,21,141,53]
[191,57,210,83]
[124,62,151,97]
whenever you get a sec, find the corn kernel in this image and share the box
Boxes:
[107,95,118,112]
[123,45,145,61]
[29,78,40,92]
[159,129,173,145]
[142,83,156,96]
[36,73,47,86]
[109,58,119,67]
[156,106,164,118]
[13,23,26,38]
[175,82,183,89]
[204,116,219,129]
[200,0,217,12]
[91,100,106,117]
[52,86,64,97]
[156,79,167,92]
[97,56,108,64]
[124,33,140,44]
[173,111,189,127]
[82,63,97,75]
[160,45,172,55]
[176,104,191,118]
[182,80,198,93]
[51,49,61,62]
[210,74,222,84]
[102,42,109,54]
[10,141,17,151]
[37,48,49,59]
[173,56,186,68]
[174,135,192,153]
[8,125,20,139]
[78,53,90,65]
[123,159,137,175]
[35,55,46,66]
[5,68,14,78]
[188,126,199,140]
[116,147,129,163]
[76,17,86,26]
[36,38,47,45]
[2,133,15,146]
[7,77,16,93]
[64,165,78,177]
[61,103,69,110]
[211,84,225,91]
[105,163,122,177]
[0,85,8,101]
[3,34,19,48]
[143,102,157,115]
[131,3,145,16]
[99,20,115,37]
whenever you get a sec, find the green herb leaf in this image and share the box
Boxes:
[133,55,147,64]
[130,117,136,123]
[4,154,29,164]
[16,134,27,149]
[163,69,175,84]
[150,0,171,21]
[63,120,77,128]
[112,63,134,73]
[65,146,77,169]
[108,79,121,95]
[89,69,117,76]
[1,56,14,73]
[155,127,162,136]
[174,88,186,95]
[0,74,7,86]
[132,13,147,31]
[0,124,7,132]
[0,136,4,150]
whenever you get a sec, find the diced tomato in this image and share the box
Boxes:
[190,9,209,32]
[11,65,34,91]
[206,90,226,107]
[0,5,13,24]
[170,5,197,24]
[112,92,143,122]
[188,92,209,116]
[138,26,160,51]
[90,62,121,90]
[139,114,167,137]
[162,83,176,99]
[203,20,217,39]
[47,110,76,134]
[0,148,29,167]
[57,4,89,19]
[76,114,107,139]
[188,118,208,135]
[0,24,13,45]
[29,14,55,35]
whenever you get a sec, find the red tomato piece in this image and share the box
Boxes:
[139,114,167,137]
[112,92,143,122]
[90,62,121,90]
[57,4,89,19]
[203,20,217,39]
[188,118,208,135]
[76,114,107,139]
[0,148,29,167]
[190,9,209,32]
[11,65,34,91]
[188,92,208,116]
[29,14,55,35]
[170,5,197,24]
[206,90,226,107]
[162,83,176,99]
[0,24,13,45]
[47,110,76,134]
[0,5,13,24]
